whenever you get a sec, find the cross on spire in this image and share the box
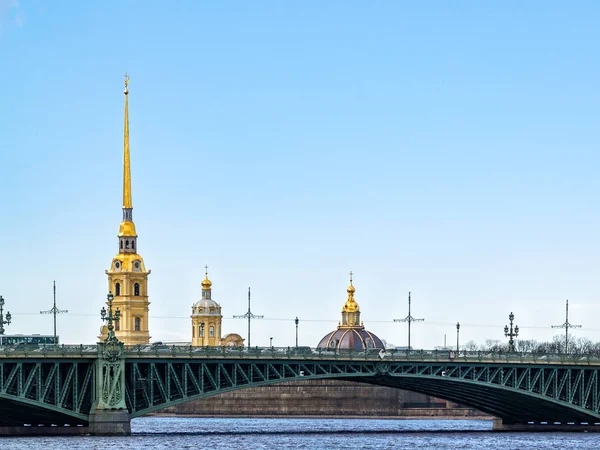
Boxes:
[205,264,209,278]
[124,72,129,88]
[349,271,353,284]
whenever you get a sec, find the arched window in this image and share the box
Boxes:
[134,283,140,296]
[209,326,215,337]
[120,240,123,249]
[115,283,121,296]
[199,325,204,337]
[192,326,195,338]
[125,240,130,249]
[132,240,135,249]
[134,317,141,331]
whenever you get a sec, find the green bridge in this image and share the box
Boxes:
[1,343,600,435]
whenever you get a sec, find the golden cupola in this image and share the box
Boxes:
[103,73,151,345]
[317,272,384,352]
[342,274,360,318]
[201,273,213,290]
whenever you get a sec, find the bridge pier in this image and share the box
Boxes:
[88,341,131,435]
[493,418,600,432]
[88,410,131,436]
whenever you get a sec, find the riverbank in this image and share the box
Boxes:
[148,409,492,420]
[155,380,486,418]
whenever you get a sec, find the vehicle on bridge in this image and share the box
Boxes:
[0,334,58,346]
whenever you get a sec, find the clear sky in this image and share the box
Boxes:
[0,1,599,349]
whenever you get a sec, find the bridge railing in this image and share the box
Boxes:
[0,344,98,358]
[1,344,600,364]
[119,345,600,364]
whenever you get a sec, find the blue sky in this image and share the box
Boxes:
[0,1,599,348]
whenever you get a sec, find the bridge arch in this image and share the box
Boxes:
[125,358,600,425]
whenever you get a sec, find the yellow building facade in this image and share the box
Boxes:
[191,268,244,347]
[104,76,151,345]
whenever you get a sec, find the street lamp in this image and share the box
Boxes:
[504,312,519,352]
[295,317,299,348]
[270,337,273,348]
[100,292,121,343]
[0,296,11,336]
[200,321,205,347]
[456,322,460,353]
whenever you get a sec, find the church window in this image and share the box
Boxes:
[134,283,140,296]
[115,283,121,296]
[132,240,135,249]
[192,326,195,338]
[199,325,204,337]
[120,240,123,249]
[134,317,141,331]
[209,326,214,337]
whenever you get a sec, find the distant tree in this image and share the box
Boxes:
[516,339,538,353]
[483,339,505,352]
[463,340,479,351]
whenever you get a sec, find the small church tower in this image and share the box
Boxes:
[191,266,222,347]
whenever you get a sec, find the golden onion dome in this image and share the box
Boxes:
[342,299,359,313]
[347,283,355,294]
[202,277,212,289]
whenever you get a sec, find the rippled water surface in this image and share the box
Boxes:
[2,418,600,449]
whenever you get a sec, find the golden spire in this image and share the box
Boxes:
[123,72,132,209]
[118,72,137,238]
[343,271,359,312]
[202,264,213,289]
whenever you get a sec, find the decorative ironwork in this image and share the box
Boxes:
[504,312,519,352]
[101,292,121,345]
[0,295,12,335]
[2,350,600,428]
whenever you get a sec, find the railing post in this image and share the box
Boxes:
[88,341,130,435]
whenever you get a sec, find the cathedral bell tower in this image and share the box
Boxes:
[104,74,151,345]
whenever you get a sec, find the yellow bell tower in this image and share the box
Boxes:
[104,74,151,345]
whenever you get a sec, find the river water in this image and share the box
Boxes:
[1,418,599,449]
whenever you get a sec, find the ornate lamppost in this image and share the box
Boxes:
[200,321,205,347]
[295,316,299,348]
[270,337,273,348]
[0,295,12,335]
[504,312,519,352]
[100,292,121,343]
[456,322,460,353]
